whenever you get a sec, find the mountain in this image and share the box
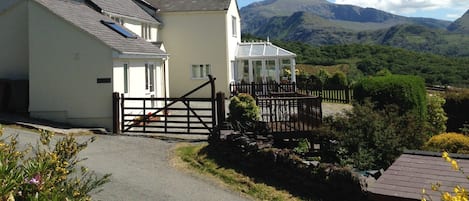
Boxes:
[240,0,469,57]
[448,10,469,33]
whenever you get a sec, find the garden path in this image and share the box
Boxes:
[4,127,249,201]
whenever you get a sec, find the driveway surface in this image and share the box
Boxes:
[4,128,249,201]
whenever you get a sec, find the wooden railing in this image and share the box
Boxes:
[230,81,352,103]
[256,94,322,137]
[229,82,296,98]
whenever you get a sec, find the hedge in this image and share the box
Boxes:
[444,89,469,132]
[354,75,427,119]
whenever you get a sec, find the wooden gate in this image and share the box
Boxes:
[113,75,222,135]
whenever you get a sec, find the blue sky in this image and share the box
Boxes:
[237,0,469,21]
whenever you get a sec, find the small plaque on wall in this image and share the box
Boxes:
[97,78,111,83]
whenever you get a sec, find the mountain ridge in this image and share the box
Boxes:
[240,0,469,56]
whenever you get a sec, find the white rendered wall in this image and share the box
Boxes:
[226,0,242,84]
[159,11,230,97]
[28,1,114,130]
[122,18,158,42]
[0,0,29,80]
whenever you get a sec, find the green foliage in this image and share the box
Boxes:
[443,89,469,132]
[424,132,469,154]
[324,101,429,170]
[317,69,330,85]
[426,94,448,135]
[0,127,110,201]
[354,74,427,120]
[293,138,311,155]
[268,40,469,87]
[228,93,260,132]
[375,68,392,76]
[325,71,348,89]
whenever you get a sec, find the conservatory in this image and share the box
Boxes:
[233,41,297,84]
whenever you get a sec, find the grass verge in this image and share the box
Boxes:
[173,143,303,201]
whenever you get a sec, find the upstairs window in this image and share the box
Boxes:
[232,16,237,37]
[192,64,211,79]
[101,20,136,39]
[142,24,152,40]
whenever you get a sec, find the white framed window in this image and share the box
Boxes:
[123,63,129,93]
[232,16,237,37]
[142,24,152,40]
[145,63,155,92]
[191,64,211,79]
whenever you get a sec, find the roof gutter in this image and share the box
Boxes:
[113,51,169,59]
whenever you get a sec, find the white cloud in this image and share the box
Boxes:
[333,0,468,15]
[446,13,461,19]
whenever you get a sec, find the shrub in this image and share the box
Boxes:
[424,132,469,154]
[426,94,447,135]
[228,93,260,132]
[0,126,110,200]
[324,101,429,170]
[443,89,469,132]
[354,74,427,120]
[324,71,348,89]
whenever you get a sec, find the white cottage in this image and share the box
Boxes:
[146,0,297,97]
[147,0,241,97]
[0,0,168,131]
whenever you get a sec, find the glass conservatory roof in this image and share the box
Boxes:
[236,41,296,59]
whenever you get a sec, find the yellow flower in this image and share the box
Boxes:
[421,198,427,201]
[73,191,81,197]
[422,188,426,194]
[443,151,449,158]
[442,192,452,201]
[432,184,439,191]
[451,160,459,170]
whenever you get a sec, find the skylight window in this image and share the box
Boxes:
[101,20,137,39]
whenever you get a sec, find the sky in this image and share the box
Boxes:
[237,0,469,21]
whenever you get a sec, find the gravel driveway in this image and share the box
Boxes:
[4,128,249,201]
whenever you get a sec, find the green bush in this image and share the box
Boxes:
[426,94,447,135]
[324,101,429,170]
[325,71,348,89]
[228,93,260,132]
[0,126,110,200]
[424,132,469,154]
[354,74,427,120]
[444,89,469,132]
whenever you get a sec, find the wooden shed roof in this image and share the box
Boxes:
[368,151,469,201]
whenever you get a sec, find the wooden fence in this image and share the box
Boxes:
[257,94,322,137]
[229,82,352,103]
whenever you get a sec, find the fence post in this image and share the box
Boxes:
[112,92,121,134]
[120,93,125,133]
[345,87,350,104]
[292,82,297,93]
[216,92,226,127]
[251,82,256,99]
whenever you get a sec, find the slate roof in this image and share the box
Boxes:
[33,0,167,56]
[236,42,296,59]
[146,0,232,12]
[90,0,159,23]
[368,151,469,201]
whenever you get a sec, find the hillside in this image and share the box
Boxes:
[265,40,469,87]
[240,0,469,57]
[448,10,469,33]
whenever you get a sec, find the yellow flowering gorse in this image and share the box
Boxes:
[422,152,469,201]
